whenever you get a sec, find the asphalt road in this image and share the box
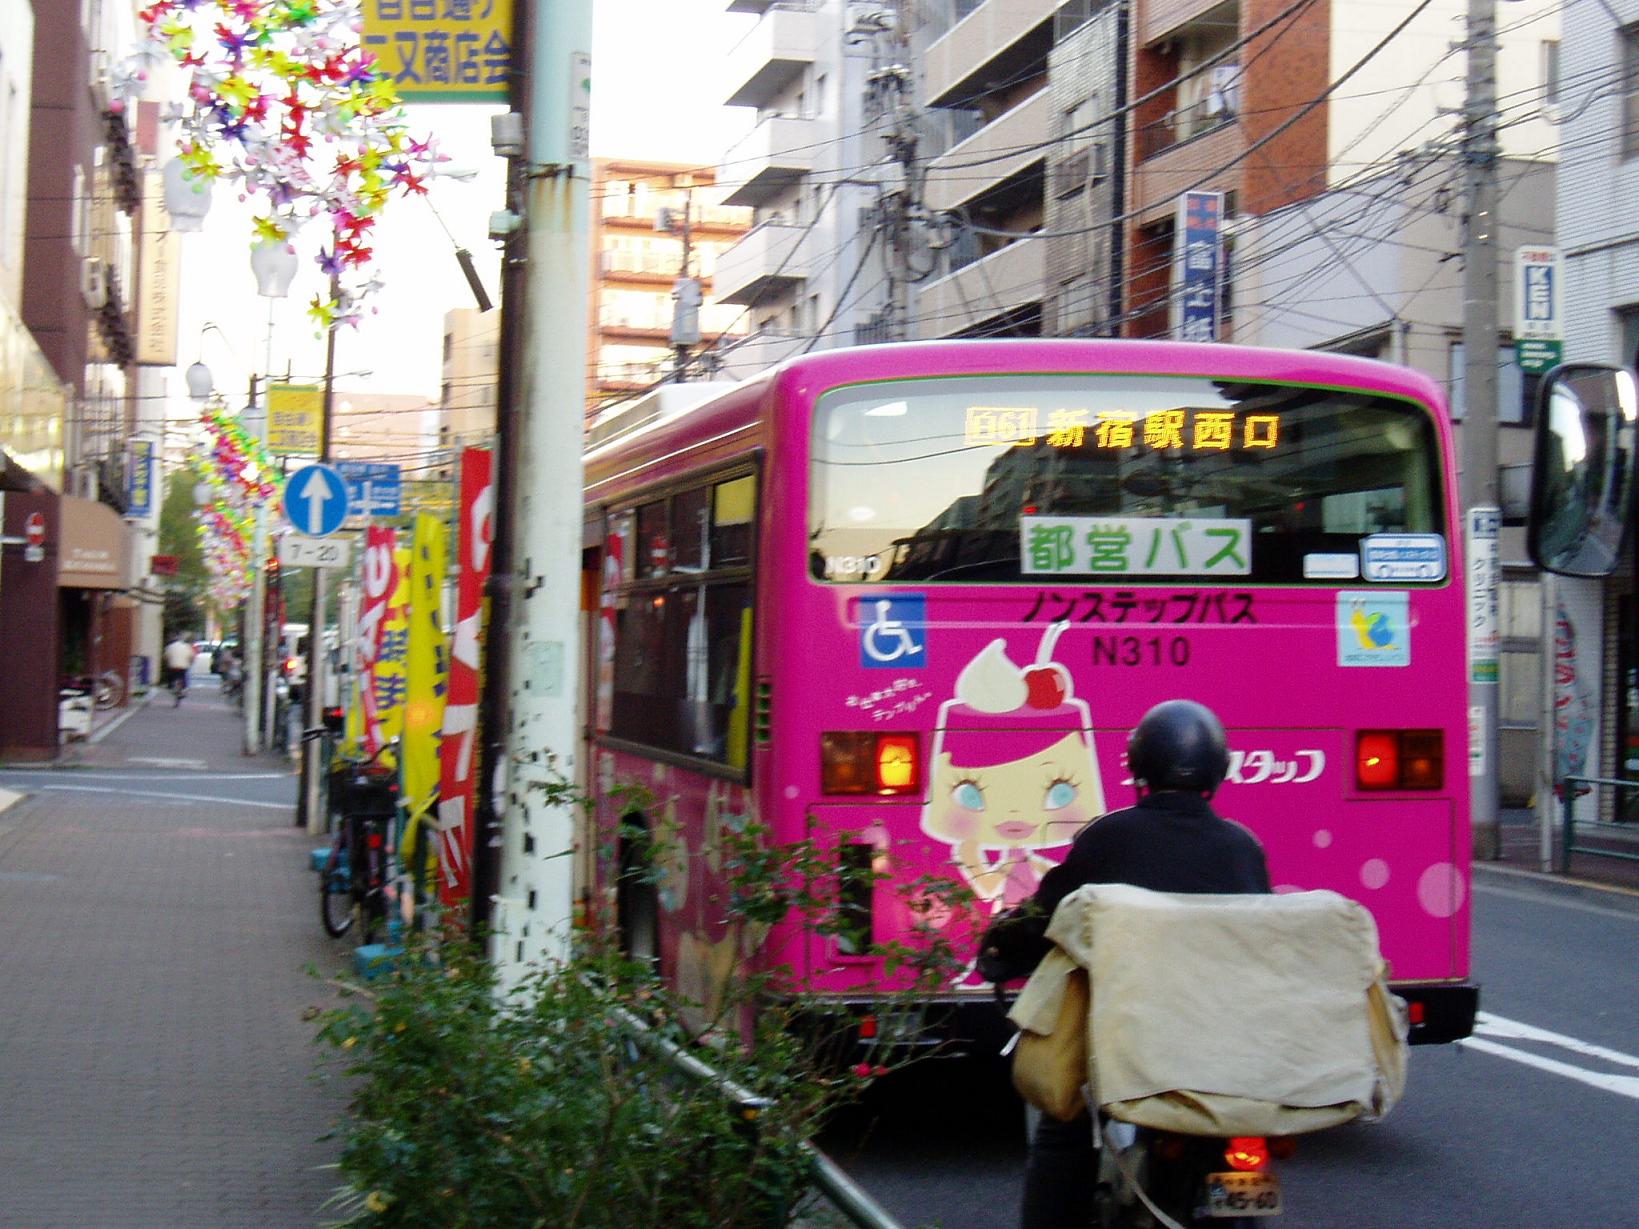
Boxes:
[819,874,1639,1229]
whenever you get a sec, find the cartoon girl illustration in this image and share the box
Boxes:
[920,622,1105,912]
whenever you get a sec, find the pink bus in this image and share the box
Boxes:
[581,339,1477,1049]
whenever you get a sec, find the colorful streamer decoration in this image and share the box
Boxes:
[123,1,456,329]
[192,399,278,612]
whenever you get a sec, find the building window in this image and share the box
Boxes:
[1624,23,1639,159]
[1619,304,1639,369]
[1448,342,1541,425]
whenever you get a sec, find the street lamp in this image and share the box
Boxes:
[186,360,214,400]
[250,239,299,299]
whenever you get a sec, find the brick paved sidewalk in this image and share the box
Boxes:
[0,680,353,1228]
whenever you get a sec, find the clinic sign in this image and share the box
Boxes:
[361,0,514,102]
[1514,245,1563,373]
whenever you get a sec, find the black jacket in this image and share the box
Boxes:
[977,791,1272,982]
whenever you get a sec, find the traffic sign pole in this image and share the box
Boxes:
[299,278,340,836]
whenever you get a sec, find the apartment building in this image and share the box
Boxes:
[436,307,499,481]
[710,1,902,375]
[1549,0,1639,801]
[589,160,750,418]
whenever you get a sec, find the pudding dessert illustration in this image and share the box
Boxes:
[919,622,1104,911]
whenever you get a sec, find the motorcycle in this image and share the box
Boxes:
[1092,1119,1286,1227]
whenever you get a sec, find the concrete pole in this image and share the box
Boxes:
[243,375,265,755]
[1536,571,1557,871]
[490,0,592,980]
[300,274,340,836]
[1462,0,1501,860]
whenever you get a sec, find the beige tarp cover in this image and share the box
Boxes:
[1010,884,1407,1135]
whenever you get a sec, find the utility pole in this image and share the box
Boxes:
[1462,0,1502,860]
[243,373,264,755]
[874,1,918,341]
[486,0,593,980]
[298,271,341,835]
[666,185,700,381]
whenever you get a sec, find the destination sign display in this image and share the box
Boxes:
[965,406,1281,452]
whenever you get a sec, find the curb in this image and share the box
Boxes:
[1471,860,1639,909]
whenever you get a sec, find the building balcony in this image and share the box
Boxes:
[724,3,817,110]
[712,220,809,305]
[916,237,1045,338]
[923,0,1058,109]
[1131,119,1242,226]
[925,87,1049,214]
[719,114,815,207]
[1140,0,1237,49]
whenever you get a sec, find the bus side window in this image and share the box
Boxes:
[712,475,755,566]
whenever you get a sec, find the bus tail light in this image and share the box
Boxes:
[821,732,921,796]
[1356,729,1443,790]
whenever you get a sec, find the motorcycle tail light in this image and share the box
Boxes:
[1225,1137,1269,1172]
[1356,729,1442,790]
[822,732,920,796]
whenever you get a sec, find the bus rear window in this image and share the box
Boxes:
[809,374,1445,585]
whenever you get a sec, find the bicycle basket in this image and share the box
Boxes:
[337,763,398,816]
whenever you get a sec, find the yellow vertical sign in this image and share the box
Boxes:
[265,384,322,456]
[375,546,413,750]
[360,0,515,103]
[402,513,447,823]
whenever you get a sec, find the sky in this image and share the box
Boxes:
[169,0,751,437]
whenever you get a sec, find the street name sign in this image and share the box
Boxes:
[335,460,402,518]
[282,463,349,536]
[279,534,352,570]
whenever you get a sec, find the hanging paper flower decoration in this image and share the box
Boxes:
[127,1,448,330]
[191,397,280,612]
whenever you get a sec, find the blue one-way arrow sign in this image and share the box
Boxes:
[282,463,349,537]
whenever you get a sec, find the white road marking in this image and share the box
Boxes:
[124,757,210,770]
[1,772,289,782]
[1473,879,1639,922]
[23,784,290,811]
[1469,1013,1639,1101]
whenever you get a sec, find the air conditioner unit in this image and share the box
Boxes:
[81,257,108,310]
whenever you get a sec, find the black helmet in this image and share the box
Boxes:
[1127,700,1230,796]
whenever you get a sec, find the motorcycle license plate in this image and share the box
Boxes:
[1204,1171,1282,1217]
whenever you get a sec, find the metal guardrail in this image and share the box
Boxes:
[610,1003,908,1229]
[1559,775,1639,873]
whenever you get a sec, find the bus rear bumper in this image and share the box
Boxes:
[1394,982,1479,1045]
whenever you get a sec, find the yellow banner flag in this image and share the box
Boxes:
[403,513,447,823]
[374,546,413,752]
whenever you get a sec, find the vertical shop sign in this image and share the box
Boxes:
[436,448,493,903]
[1174,190,1223,343]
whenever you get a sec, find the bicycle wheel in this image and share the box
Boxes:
[94,671,123,710]
[356,827,387,946]
[320,837,354,938]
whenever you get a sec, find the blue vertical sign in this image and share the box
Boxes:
[127,439,154,519]
[1176,190,1223,343]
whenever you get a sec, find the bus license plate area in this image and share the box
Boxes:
[1204,1171,1282,1217]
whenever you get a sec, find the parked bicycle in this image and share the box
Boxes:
[317,733,401,944]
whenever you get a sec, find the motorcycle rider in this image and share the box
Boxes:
[977,699,1271,1229]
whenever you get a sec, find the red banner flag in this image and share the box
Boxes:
[356,525,399,755]
[436,449,494,905]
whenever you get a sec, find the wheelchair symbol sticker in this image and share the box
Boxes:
[860,595,927,669]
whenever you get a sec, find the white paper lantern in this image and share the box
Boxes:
[251,239,299,299]
[163,157,212,232]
